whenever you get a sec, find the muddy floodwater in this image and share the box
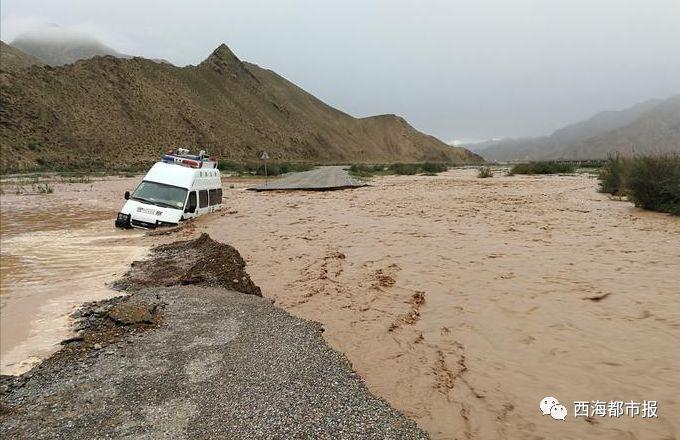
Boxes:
[1,169,678,440]
[201,169,680,440]
[0,178,148,375]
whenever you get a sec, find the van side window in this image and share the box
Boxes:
[209,189,218,206]
[187,191,197,212]
[199,190,208,208]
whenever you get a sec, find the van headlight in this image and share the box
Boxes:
[117,213,130,221]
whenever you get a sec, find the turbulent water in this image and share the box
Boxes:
[0,181,147,375]
[200,169,680,440]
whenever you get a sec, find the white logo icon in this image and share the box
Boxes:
[540,396,567,420]
[550,404,568,420]
[540,396,560,415]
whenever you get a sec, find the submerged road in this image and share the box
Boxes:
[250,166,366,191]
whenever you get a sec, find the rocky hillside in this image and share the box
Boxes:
[0,43,481,172]
[471,96,680,161]
[0,41,44,73]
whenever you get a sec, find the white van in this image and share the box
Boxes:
[115,150,222,229]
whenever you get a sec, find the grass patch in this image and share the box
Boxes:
[509,161,575,175]
[598,154,680,215]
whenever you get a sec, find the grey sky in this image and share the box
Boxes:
[2,0,679,142]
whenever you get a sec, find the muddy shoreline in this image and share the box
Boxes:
[0,234,427,438]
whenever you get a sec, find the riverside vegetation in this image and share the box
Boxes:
[348,162,449,178]
[508,161,576,175]
[217,161,314,176]
[477,166,493,178]
[598,154,680,215]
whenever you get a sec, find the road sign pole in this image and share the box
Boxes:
[260,151,270,188]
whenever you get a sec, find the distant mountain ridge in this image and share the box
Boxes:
[470,96,680,160]
[0,42,481,172]
[9,25,127,66]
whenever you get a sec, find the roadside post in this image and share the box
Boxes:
[260,151,270,187]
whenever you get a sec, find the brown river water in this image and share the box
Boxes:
[0,178,148,375]
[1,170,679,440]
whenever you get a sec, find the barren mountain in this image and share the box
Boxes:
[9,25,126,67]
[561,96,680,158]
[0,43,480,172]
[471,97,680,161]
[0,41,44,73]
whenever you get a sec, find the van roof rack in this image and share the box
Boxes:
[162,148,218,169]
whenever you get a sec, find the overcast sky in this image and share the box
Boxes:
[2,0,679,142]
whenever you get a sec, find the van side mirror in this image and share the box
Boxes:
[124,191,130,200]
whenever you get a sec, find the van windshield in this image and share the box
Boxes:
[131,181,187,210]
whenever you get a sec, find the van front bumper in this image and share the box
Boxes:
[115,213,131,229]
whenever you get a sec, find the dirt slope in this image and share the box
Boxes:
[0,41,44,73]
[0,43,481,172]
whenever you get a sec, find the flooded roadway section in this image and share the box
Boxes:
[1,181,148,375]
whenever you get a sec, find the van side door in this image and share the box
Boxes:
[184,191,198,219]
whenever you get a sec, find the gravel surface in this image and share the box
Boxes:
[250,166,366,191]
[0,235,426,439]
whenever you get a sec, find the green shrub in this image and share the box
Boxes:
[27,139,42,151]
[623,155,680,215]
[598,155,625,195]
[509,161,575,175]
[421,162,448,173]
[217,161,246,173]
[477,166,493,178]
[348,164,379,178]
[349,162,450,178]
[388,163,420,175]
[218,161,313,176]
[255,162,313,176]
